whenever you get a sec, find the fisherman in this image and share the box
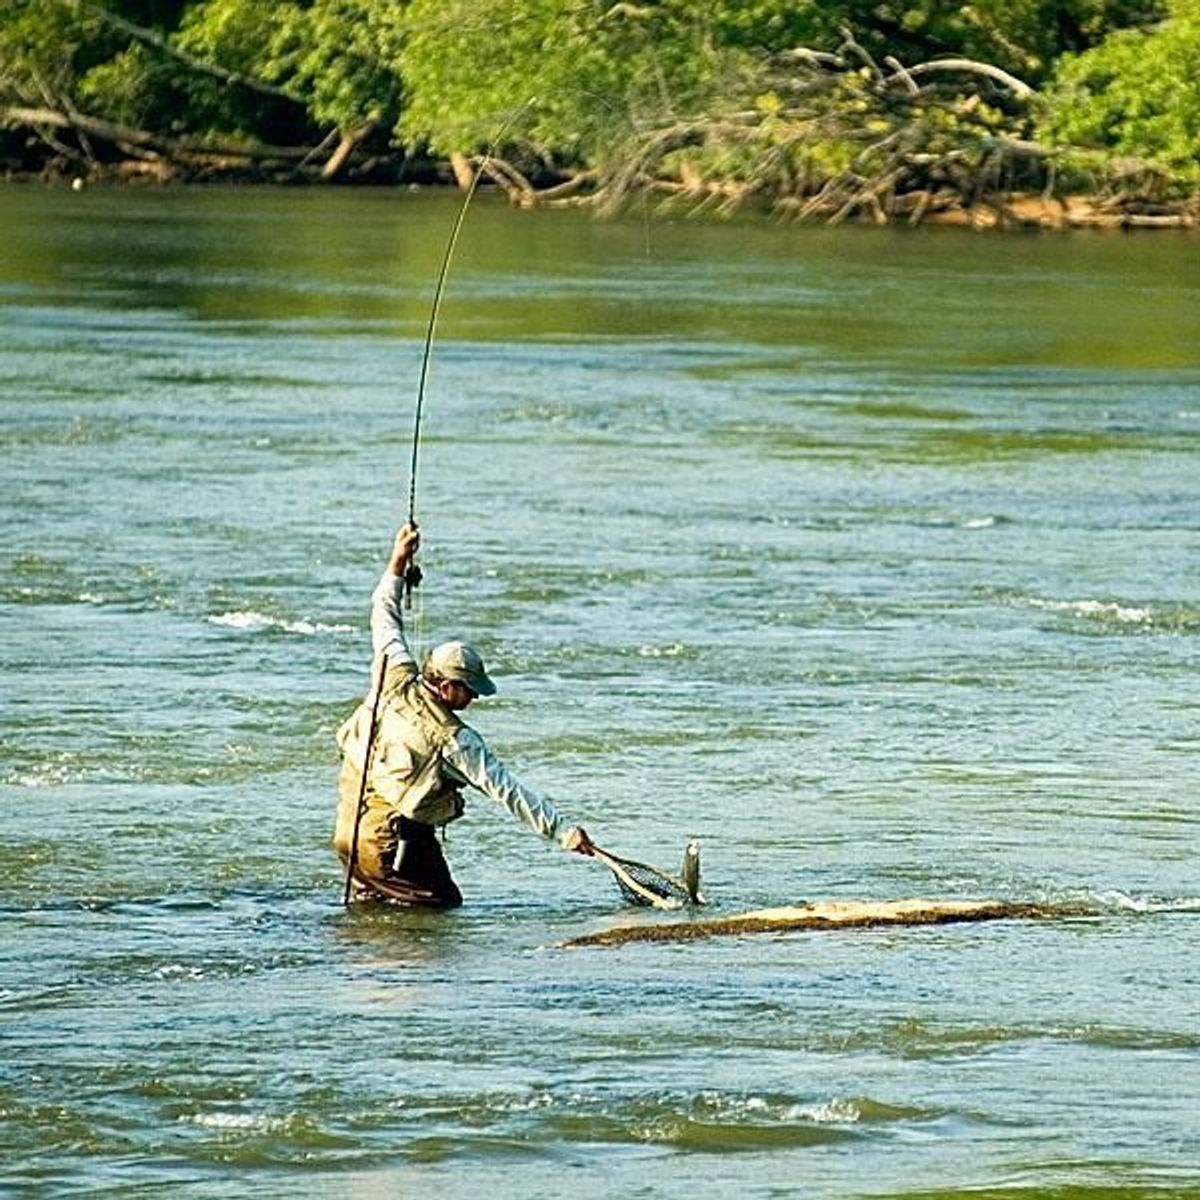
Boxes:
[333,524,594,906]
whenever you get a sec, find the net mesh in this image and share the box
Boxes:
[604,853,691,909]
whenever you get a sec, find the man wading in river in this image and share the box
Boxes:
[333,525,594,905]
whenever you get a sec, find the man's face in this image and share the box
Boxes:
[436,679,476,710]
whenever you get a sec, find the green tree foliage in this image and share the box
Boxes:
[395,0,1166,167]
[707,0,1164,78]
[1040,0,1200,184]
[75,43,170,129]
[259,0,405,132]
[1,0,403,144]
[0,0,103,103]
[2,0,1197,203]
[397,0,740,163]
[174,0,404,134]
[69,16,283,142]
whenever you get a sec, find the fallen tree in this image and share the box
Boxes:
[1,103,325,180]
[532,35,1196,227]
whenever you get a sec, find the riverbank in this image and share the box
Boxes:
[6,0,1199,242]
[921,192,1197,230]
[4,160,1197,231]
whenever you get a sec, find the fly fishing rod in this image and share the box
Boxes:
[403,102,533,608]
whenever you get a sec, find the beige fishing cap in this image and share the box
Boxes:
[423,640,497,696]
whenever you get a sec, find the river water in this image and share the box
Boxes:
[2,186,1198,1197]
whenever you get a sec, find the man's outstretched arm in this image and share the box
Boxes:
[370,524,420,668]
[445,729,592,853]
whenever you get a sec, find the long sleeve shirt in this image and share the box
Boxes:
[370,570,574,846]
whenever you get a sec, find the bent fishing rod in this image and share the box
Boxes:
[403,102,533,608]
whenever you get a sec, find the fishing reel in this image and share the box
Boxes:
[402,559,423,609]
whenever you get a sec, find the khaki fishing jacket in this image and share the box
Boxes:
[333,658,467,861]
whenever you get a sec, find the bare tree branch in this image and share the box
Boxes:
[883,56,920,96]
[894,58,1034,99]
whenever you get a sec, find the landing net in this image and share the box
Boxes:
[598,850,691,910]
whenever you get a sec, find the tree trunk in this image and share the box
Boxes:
[449,151,474,190]
[320,120,377,182]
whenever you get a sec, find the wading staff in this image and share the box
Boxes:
[403,102,533,609]
[341,651,389,906]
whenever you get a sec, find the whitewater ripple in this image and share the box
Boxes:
[207,610,355,636]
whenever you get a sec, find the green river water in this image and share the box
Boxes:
[2,186,1199,1198]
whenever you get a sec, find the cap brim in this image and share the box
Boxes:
[471,672,497,697]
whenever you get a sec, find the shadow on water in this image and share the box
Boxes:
[324,899,484,966]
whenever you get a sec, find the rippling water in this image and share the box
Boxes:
[2,186,1199,1197]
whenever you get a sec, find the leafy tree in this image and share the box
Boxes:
[3,0,1196,207]
[173,0,404,136]
[0,0,103,104]
[2,0,404,147]
[259,0,405,134]
[703,0,1163,76]
[818,0,1165,79]
[395,0,1165,169]
[397,0,750,165]
[1039,0,1200,185]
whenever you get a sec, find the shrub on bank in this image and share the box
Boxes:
[1039,0,1200,192]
